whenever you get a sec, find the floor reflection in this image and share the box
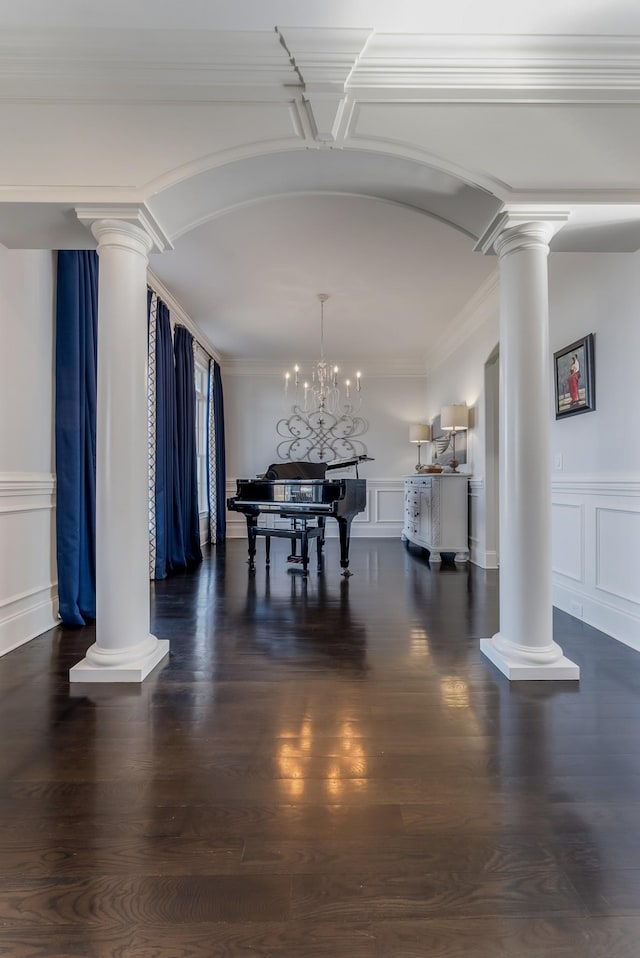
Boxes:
[241,563,369,674]
[4,539,638,949]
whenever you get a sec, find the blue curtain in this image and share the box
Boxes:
[174,325,202,566]
[55,250,98,625]
[206,359,217,544]
[151,296,185,578]
[213,360,227,541]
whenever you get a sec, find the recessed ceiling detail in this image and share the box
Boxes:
[149,148,501,242]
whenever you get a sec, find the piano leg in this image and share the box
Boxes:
[246,515,258,573]
[337,516,354,577]
[300,526,310,576]
[265,534,271,568]
[316,517,325,572]
[287,518,299,562]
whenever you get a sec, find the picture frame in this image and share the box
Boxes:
[554,333,596,419]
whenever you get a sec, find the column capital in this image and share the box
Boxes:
[475,207,571,256]
[75,204,172,254]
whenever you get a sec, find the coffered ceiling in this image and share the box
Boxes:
[1,0,640,367]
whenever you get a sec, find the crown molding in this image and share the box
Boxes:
[0,29,298,102]
[475,207,571,255]
[506,190,640,204]
[351,34,640,98]
[147,269,221,363]
[425,271,500,376]
[3,30,640,104]
[75,204,173,253]
[278,26,373,142]
[278,27,374,88]
[222,357,427,378]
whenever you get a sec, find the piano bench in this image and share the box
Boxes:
[248,517,326,575]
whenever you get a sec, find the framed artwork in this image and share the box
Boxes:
[554,333,596,419]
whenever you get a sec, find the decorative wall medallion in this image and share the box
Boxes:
[276,404,368,463]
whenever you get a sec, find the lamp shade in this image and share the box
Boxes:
[409,423,431,443]
[440,404,468,430]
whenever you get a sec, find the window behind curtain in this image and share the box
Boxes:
[194,359,209,514]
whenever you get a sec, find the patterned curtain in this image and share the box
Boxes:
[147,290,158,578]
[207,358,217,543]
[212,360,227,541]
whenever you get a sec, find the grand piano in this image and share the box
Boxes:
[227,457,370,576]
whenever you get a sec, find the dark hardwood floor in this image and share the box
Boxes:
[1,538,640,957]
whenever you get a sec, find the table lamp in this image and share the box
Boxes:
[409,424,432,472]
[440,404,468,473]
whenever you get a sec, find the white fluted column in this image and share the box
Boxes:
[70,219,169,682]
[480,221,579,680]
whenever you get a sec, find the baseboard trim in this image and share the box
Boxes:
[0,584,59,657]
[553,581,640,653]
[470,546,499,569]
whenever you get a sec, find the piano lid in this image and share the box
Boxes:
[263,456,374,480]
[325,455,374,471]
[264,462,327,480]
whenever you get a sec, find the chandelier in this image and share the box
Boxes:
[284,293,361,413]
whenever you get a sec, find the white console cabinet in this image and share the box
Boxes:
[402,475,469,562]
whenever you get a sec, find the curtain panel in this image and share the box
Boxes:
[148,291,185,578]
[207,359,217,543]
[147,293,203,577]
[174,325,203,566]
[55,250,98,625]
[212,360,227,541]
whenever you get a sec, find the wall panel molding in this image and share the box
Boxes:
[0,472,55,514]
[551,501,585,583]
[552,474,640,650]
[552,474,640,497]
[595,506,640,606]
[0,472,58,656]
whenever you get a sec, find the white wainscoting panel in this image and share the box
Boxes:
[468,478,481,566]
[551,502,585,583]
[468,477,496,568]
[226,478,403,538]
[595,507,640,605]
[552,475,640,652]
[0,473,58,656]
[370,488,404,538]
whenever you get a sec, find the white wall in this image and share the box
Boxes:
[424,250,640,650]
[549,253,640,475]
[0,246,58,655]
[549,253,640,650]
[223,368,428,537]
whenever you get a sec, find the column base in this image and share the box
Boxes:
[69,638,170,683]
[480,635,580,681]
